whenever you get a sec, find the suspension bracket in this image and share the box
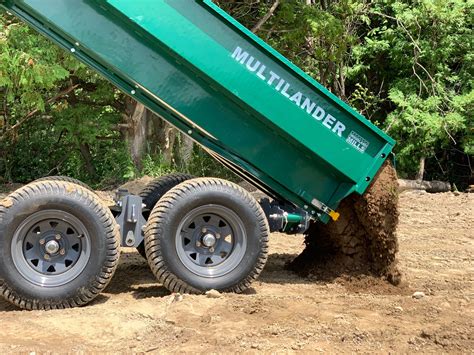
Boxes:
[113,189,146,247]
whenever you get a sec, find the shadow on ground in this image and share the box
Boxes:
[0,250,407,312]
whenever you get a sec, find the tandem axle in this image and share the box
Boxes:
[113,186,310,250]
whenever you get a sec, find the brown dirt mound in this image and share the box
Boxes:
[288,161,401,285]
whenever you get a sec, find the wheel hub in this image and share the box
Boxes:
[202,233,216,247]
[176,205,247,278]
[11,210,92,287]
[45,240,60,254]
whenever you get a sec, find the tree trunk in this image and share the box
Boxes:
[123,99,180,170]
[338,61,346,100]
[179,134,195,167]
[79,143,96,177]
[144,109,178,166]
[415,156,425,181]
[124,99,148,170]
[398,179,451,193]
[158,120,177,165]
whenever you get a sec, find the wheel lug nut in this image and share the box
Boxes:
[39,239,45,245]
[209,247,215,253]
[216,233,221,239]
[60,249,66,256]
[55,234,61,240]
[44,254,50,260]
[202,228,207,233]
[196,241,202,247]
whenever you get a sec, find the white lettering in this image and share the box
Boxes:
[275,79,285,91]
[312,106,325,121]
[231,46,350,141]
[281,83,291,98]
[257,65,266,80]
[323,114,336,129]
[268,71,280,86]
[290,92,303,106]
[246,57,261,72]
[231,46,249,64]
[301,98,316,114]
[332,121,346,137]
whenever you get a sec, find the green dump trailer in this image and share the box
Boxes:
[0,0,395,310]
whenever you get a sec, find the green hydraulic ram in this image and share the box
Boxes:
[0,0,395,224]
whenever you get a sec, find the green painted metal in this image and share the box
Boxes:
[1,0,395,222]
[285,214,303,224]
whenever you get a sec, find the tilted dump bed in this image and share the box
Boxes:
[1,0,395,222]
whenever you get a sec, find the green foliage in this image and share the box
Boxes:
[186,146,238,182]
[386,89,469,176]
[0,15,69,115]
[1,1,473,188]
[0,14,131,187]
[140,154,176,178]
[350,0,473,178]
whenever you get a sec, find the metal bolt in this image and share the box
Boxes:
[39,239,45,245]
[70,48,76,53]
[209,247,215,253]
[75,42,80,47]
[44,254,50,260]
[131,90,136,95]
[202,227,207,233]
[60,249,66,256]
[188,130,192,135]
[55,234,61,240]
[202,234,217,247]
[216,233,221,239]
[196,241,202,247]
[45,240,60,254]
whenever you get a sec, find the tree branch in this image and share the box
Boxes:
[252,0,280,33]
[0,84,79,142]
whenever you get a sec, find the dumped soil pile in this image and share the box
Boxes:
[289,162,401,285]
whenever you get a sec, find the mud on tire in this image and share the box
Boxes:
[144,178,269,294]
[0,180,120,310]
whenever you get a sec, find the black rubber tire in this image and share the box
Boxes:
[136,173,194,258]
[0,180,120,310]
[144,178,269,294]
[34,176,93,192]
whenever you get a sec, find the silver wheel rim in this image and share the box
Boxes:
[11,210,91,287]
[175,205,247,278]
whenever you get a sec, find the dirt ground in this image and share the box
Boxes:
[0,190,472,353]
